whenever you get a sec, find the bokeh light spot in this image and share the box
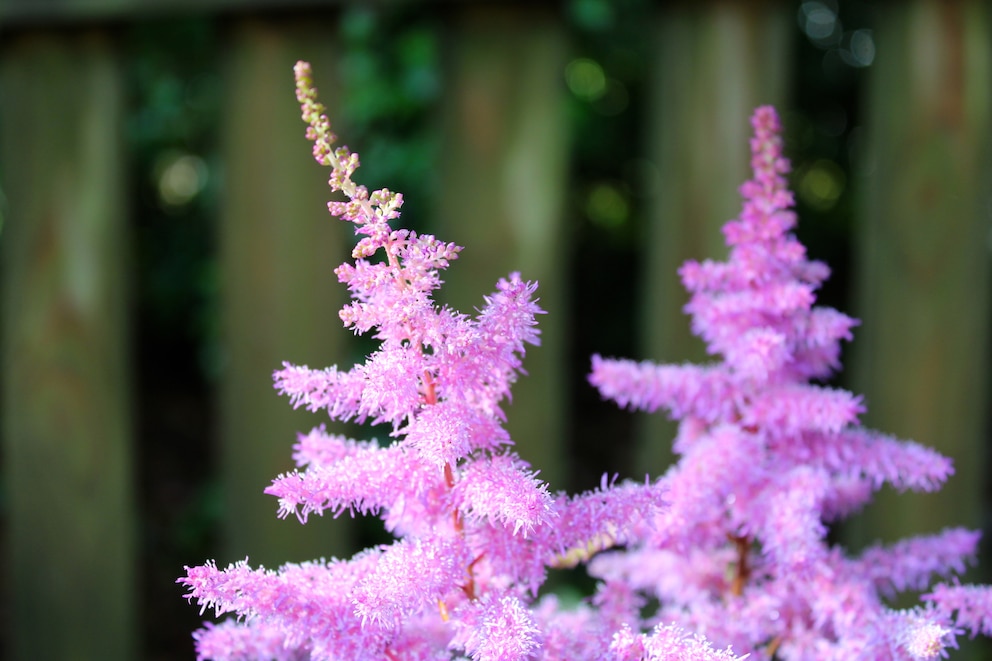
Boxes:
[565,58,607,102]
[798,1,840,45]
[798,159,845,212]
[586,182,629,228]
[155,151,208,208]
[845,29,875,67]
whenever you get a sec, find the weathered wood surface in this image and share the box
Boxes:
[435,5,569,489]
[0,0,337,25]
[636,0,791,476]
[218,18,353,567]
[0,30,136,660]
[847,0,991,559]
[0,0,546,26]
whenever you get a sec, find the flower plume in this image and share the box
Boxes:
[589,106,989,659]
[179,61,661,661]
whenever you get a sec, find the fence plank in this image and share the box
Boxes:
[0,30,136,660]
[0,0,553,26]
[847,0,991,563]
[636,0,791,475]
[218,18,353,567]
[435,5,569,489]
[0,0,334,24]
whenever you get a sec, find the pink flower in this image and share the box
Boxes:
[181,61,661,661]
[589,106,986,658]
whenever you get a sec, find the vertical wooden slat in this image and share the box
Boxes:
[435,5,570,490]
[219,18,352,567]
[847,0,991,561]
[637,0,791,475]
[0,31,135,660]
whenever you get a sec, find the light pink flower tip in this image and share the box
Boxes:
[461,593,542,661]
[751,105,782,138]
[894,609,957,660]
[923,583,992,638]
[858,528,979,597]
[454,453,555,536]
[610,622,748,661]
[193,619,308,661]
[352,537,469,629]
[588,354,738,423]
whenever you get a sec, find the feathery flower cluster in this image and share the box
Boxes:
[179,61,664,661]
[589,106,992,659]
[180,63,992,660]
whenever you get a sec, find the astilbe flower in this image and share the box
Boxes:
[589,105,992,659]
[179,62,668,661]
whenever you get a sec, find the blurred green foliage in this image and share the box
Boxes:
[125,19,224,657]
[337,5,441,233]
[126,19,221,373]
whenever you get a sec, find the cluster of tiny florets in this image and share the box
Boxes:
[179,61,664,661]
[588,106,992,660]
[179,67,992,661]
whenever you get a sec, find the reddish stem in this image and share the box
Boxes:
[766,635,783,658]
[459,553,486,601]
[728,534,751,597]
[443,462,463,534]
[422,370,437,405]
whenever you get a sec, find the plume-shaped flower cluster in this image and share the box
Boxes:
[589,106,992,659]
[180,63,992,660]
[179,62,665,661]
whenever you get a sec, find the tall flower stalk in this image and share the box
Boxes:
[589,106,992,660]
[179,62,662,661]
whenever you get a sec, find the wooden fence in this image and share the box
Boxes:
[0,0,989,658]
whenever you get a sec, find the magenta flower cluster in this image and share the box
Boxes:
[179,63,992,660]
